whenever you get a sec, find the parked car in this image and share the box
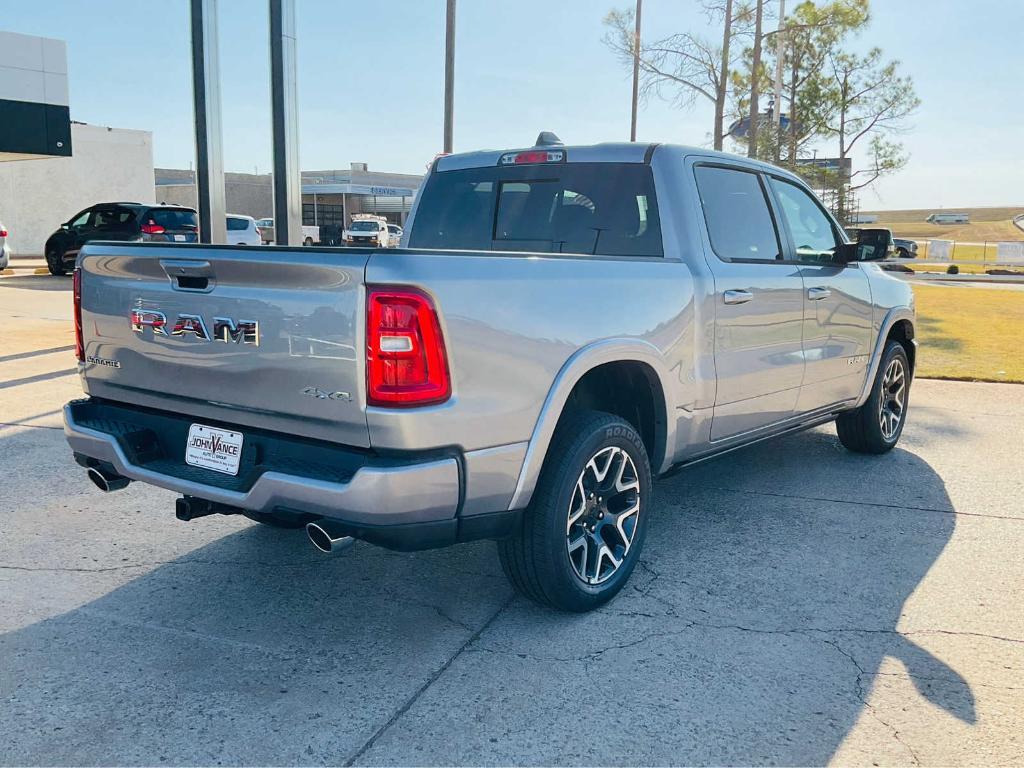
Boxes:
[893,237,919,259]
[226,214,263,246]
[0,220,10,270]
[64,136,915,612]
[387,223,403,246]
[343,216,391,247]
[252,217,319,246]
[44,203,198,275]
[845,226,896,259]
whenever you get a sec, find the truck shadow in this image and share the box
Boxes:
[0,426,962,765]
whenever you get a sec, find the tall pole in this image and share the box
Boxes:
[269,0,302,245]
[189,0,226,244]
[746,0,764,159]
[772,0,786,161]
[629,0,643,142]
[443,0,456,154]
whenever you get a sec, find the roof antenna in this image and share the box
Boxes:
[535,131,563,147]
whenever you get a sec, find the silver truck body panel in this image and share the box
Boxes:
[78,245,371,447]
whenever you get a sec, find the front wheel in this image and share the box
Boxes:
[836,340,911,453]
[498,411,652,612]
[46,247,67,276]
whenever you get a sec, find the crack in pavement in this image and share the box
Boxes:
[0,558,348,573]
[342,593,516,767]
[705,486,1023,522]
[815,634,921,766]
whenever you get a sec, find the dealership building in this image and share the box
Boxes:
[155,164,423,229]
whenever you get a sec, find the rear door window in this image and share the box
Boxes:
[694,165,780,262]
[92,207,137,232]
[147,209,198,230]
[410,163,662,257]
[226,216,249,231]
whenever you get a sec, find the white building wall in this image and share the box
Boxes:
[0,123,154,256]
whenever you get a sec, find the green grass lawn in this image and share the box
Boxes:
[913,284,1024,383]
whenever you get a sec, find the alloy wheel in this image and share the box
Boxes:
[566,446,641,585]
[878,357,907,440]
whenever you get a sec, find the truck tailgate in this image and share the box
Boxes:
[78,243,370,448]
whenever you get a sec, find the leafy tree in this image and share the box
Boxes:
[820,48,919,218]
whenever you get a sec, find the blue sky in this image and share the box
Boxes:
[5,0,1022,209]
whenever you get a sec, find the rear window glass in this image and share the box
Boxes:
[409,162,663,257]
[226,216,249,231]
[147,209,198,229]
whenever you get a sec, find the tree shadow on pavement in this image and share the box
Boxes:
[0,425,964,765]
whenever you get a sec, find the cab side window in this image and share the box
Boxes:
[694,165,780,261]
[768,177,840,262]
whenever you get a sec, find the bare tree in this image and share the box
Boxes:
[603,3,754,150]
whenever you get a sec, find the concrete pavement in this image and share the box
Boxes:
[1,273,1022,765]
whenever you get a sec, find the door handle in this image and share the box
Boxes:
[807,286,832,301]
[723,289,753,305]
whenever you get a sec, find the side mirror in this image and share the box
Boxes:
[854,228,894,262]
[61,222,70,230]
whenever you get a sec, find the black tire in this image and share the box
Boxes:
[242,511,308,529]
[46,247,67,276]
[897,248,910,259]
[836,340,911,454]
[498,410,652,612]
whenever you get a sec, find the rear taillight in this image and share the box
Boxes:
[140,222,165,234]
[367,288,450,407]
[0,228,8,237]
[73,267,84,361]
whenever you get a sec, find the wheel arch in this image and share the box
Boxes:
[855,307,916,408]
[507,339,677,511]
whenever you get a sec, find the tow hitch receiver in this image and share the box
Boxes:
[175,496,241,522]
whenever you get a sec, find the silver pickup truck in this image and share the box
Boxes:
[64,136,915,612]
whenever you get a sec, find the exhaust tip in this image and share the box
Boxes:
[306,522,354,555]
[306,522,334,553]
[87,466,129,493]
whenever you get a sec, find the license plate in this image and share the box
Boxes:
[173,234,186,242]
[185,424,243,475]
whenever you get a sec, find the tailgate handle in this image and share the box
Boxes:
[161,259,215,292]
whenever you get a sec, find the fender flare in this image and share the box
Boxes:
[856,306,916,407]
[507,338,678,511]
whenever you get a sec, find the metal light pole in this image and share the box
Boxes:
[629,0,643,142]
[189,0,226,244]
[443,0,456,154]
[269,0,302,246]
[772,0,786,129]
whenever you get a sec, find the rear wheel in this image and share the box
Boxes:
[303,237,314,246]
[498,410,651,612]
[897,247,910,259]
[46,247,66,276]
[836,340,911,454]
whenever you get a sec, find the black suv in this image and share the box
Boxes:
[44,203,199,275]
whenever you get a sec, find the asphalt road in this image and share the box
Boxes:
[2,273,1022,766]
